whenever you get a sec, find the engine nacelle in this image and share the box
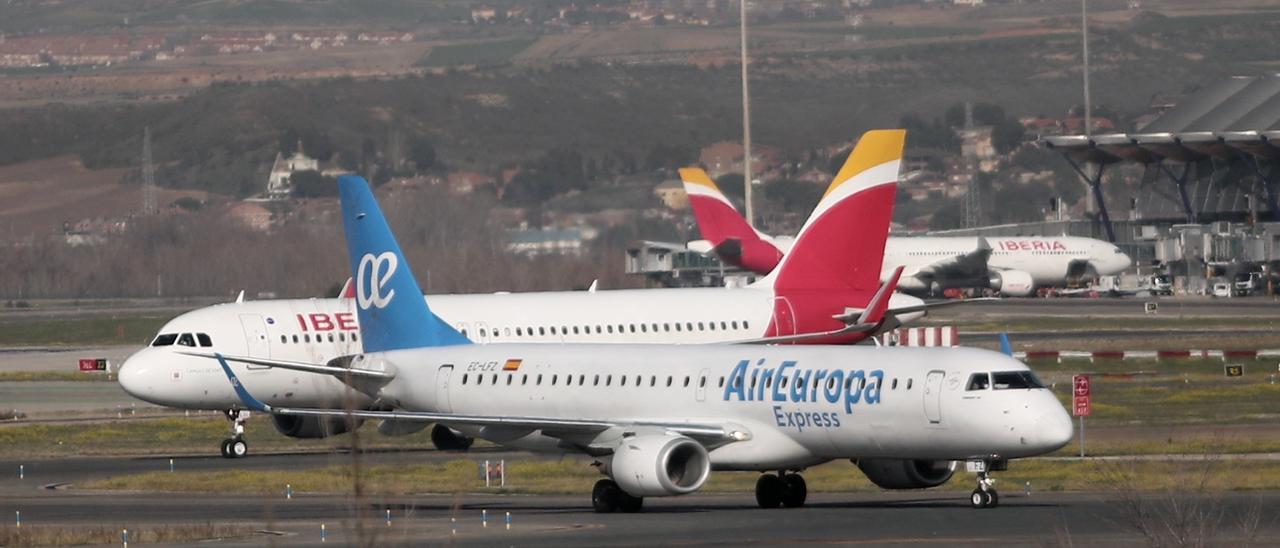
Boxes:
[271,415,360,439]
[604,435,711,497]
[713,238,783,275]
[990,270,1035,297]
[430,424,475,451]
[857,459,956,489]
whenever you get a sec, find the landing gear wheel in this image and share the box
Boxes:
[219,439,232,459]
[985,489,999,508]
[781,474,807,508]
[619,492,644,513]
[230,437,248,458]
[592,479,622,513]
[755,474,784,509]
[970,489,988,509]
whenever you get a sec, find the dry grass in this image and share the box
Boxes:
[0,522,251,546]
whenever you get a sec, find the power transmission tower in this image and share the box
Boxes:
[142,127,157,215]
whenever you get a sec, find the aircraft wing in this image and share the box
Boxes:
[181,351,394,380]
[912,236,994,280]
[213,353,745,446]
[738,267,905,344]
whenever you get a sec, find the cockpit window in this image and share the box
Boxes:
[151,333,178,347]
[991,371,1046,390]
[966,373,990,391]
[196,333,213,347]
[177,333,196,347]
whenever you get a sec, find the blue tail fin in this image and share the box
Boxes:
[998,333,1013,357]
[338,175,470,352]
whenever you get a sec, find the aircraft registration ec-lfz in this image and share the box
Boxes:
[119,130,963,458]
[194,171,1072,512]
[680,169,1133,296]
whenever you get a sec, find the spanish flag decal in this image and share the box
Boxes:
[503,359,523,371]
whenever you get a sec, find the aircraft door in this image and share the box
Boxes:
[771,297,796,336]
[923,370,944,424]
[435,365,454,413]
[695,368,710,402]
[238,314,271,358]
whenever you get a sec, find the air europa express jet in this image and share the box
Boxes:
[681,169,1132,296]
[191,173,1072,512]
[120,130,945,458]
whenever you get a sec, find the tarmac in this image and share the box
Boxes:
[2,451,1278,546]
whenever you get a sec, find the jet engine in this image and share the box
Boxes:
[713,238,784,274]
[271,415,361,439]
[430,424,475,451]
[856,459,956,489]
[604,435,711,497]
[990,270,1035,297]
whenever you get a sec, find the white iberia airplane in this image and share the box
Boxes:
[120,130,945,457]
[191,173,1071,512]
[681,169,1132,296]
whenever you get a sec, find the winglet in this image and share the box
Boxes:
[999,333,1013,357]
[339,277,355,299]
[234,290,245,304]
[856,265,904,326]
[216,353,272,413]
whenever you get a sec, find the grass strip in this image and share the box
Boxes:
[82,457,1280,496]
[0,522,251,546]
[0,371,116,382]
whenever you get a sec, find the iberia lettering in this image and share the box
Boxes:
[999,240,1067,251]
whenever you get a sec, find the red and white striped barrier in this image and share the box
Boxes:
[1014,349,1280,361]
[880,326,959,347]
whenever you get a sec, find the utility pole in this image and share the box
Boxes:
[1082,0,1092,138]
[142,127,157,216]
[740,0,754,229]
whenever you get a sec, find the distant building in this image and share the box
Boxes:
[446,171,494,195]
[266,146,319,200]
[652,180,688,210]
[698,141,783,179]
[506,226,597,256]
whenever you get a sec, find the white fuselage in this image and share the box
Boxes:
[373,344,1072,467]
[119,288,926,410]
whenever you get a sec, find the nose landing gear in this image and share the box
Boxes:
[967,458,1004,509]
[220,409,250,459]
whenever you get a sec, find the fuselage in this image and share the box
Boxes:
[372,344,1072,467]
[119,287,926,410]
[887,236,1131,286]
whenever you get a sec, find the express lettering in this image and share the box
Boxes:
[722,359,884,415]
[771,406,842,432]
[296,313,359,332]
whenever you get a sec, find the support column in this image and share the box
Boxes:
[1064,157,1115,243]
[1158,161,1196,224]
[1241,154,1280,222]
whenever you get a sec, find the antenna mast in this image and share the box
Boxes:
[740,0,754,229]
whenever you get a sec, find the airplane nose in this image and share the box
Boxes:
[117,352,153,401]
[1033,408,1074,452]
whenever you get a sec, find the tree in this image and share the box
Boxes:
[409,137,437,173]
[291,170,338,198]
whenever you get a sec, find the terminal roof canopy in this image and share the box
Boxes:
[1042,75,1280,163]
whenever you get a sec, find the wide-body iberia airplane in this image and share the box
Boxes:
[120,130,952,457]
[192,171,1071,512]
[681,169,1132,297]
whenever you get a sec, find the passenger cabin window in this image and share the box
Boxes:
[991,371,1046,390]
[151,333,179,346]
[967,373,991,391]
[197,333,213,347]
[177,333,196,347]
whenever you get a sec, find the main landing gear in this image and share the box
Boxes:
[592,480,644,513]
[220,409,250,459]
[755,471,807,509]
[968,459,1003,509]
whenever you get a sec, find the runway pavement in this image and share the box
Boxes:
[929,295,1280,320]
[3,452,1278,546]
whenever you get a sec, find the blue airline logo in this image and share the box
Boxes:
[356,251,398,310]
[723,359,884,430]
